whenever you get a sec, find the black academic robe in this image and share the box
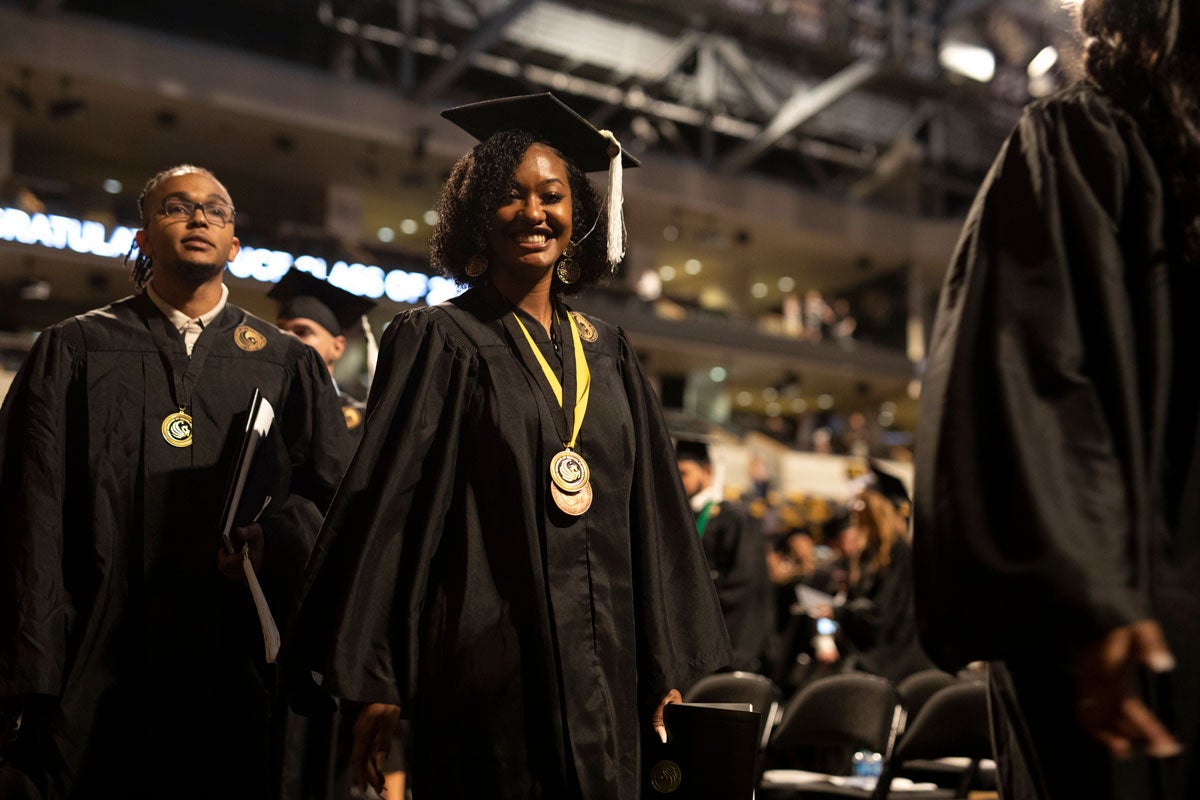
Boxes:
[700,502,773,672]
[834,541,933,685]
[914,83,1199,800]
[291,286,731,800]
[0,293,353,800]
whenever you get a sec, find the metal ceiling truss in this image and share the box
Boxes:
[317,0,1019,214]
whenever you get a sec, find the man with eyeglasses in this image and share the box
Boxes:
[0,165,353,799]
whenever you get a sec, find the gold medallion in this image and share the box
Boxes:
[551,481,593,516]
[234,324,267,351]
[571,311,598,342]
[549,449,590,493]
[649,760,682,793]
[161,410,194,448]
[342,405,363,430]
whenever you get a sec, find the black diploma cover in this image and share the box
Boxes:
[642,702,761,800]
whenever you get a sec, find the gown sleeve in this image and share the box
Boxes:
[913,89,1163,669]
[259,345,355,617]
[0,323,82,699]
[287,308,478,709]
[278,344,356,514]
[617,329,732,707]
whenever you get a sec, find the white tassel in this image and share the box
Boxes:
[361,313,379,387]
[598,130,626,268]
[243,549,280,663]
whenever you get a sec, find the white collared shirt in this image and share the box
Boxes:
[146,283,229,356]
[689,484,721,514]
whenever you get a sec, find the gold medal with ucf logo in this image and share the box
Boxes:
[549,448,590,493]
[507,308,594,518]
[162,409,194,447]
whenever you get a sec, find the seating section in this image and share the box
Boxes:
[683,669,996,800]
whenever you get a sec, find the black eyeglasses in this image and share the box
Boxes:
[157,199,236,228]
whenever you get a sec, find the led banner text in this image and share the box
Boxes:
[0,206,461,306]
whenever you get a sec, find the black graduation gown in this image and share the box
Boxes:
[700,502,773,672]
[0,293,353,800]
[291,286,731,799]
[834,541,933,685]
[914,83,1199,799]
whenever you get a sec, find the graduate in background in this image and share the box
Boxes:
[269,268,403,799]
[827,475,932,685]
[269,267,378,439]
[0,165,353,799]
[915,1,1198,797]
[676,437,773,673]
[290,93,730,799]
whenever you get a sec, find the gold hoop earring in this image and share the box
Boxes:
[465,254,488,278]
[556,241,580,285]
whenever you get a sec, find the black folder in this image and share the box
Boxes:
[215,389,288,661]
[217,388,284,554]
[642,702,761,800]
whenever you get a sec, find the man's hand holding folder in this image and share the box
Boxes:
[217,523,264,578]
[214,389,284,662]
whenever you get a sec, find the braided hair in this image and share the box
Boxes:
[1081,0,1200,262]
[124,164,223,292]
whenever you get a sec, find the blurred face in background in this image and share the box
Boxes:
[676,458,712,499]
[840,523,867,558]
[277,316,345,372]
[788,532,815,565]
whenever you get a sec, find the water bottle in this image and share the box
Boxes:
[851,749,883,778]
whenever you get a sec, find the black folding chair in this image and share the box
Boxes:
[869,681,993,800]
[896,670,958,730]
[684,671,782,751]
[758,673,903,800]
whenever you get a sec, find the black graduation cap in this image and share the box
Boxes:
[674,436,712,465]
[868,461,911,509]
[441,92,639,266]
[440,93,641,171]
[267,268,377,337]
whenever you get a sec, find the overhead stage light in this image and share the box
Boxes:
[938,41,996,83]
[1027,45,1059,79]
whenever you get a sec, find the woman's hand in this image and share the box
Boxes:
[352,703,403,794]
[652,689,683,744]
[1074,620,1181,759]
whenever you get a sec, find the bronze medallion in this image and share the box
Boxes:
[571,311,598,342]
[549,449,590,493]
[234,324,267,351]
[342,405,363,430]
[551,481,592,516]
[161,410,194,448]
[649,760,681,794]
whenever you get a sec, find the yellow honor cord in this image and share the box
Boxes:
[512,312,591,449]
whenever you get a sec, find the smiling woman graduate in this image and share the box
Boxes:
[289,94,731,799]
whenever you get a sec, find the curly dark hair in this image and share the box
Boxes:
[1081,0,1200,262]
[430,129,610,294]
